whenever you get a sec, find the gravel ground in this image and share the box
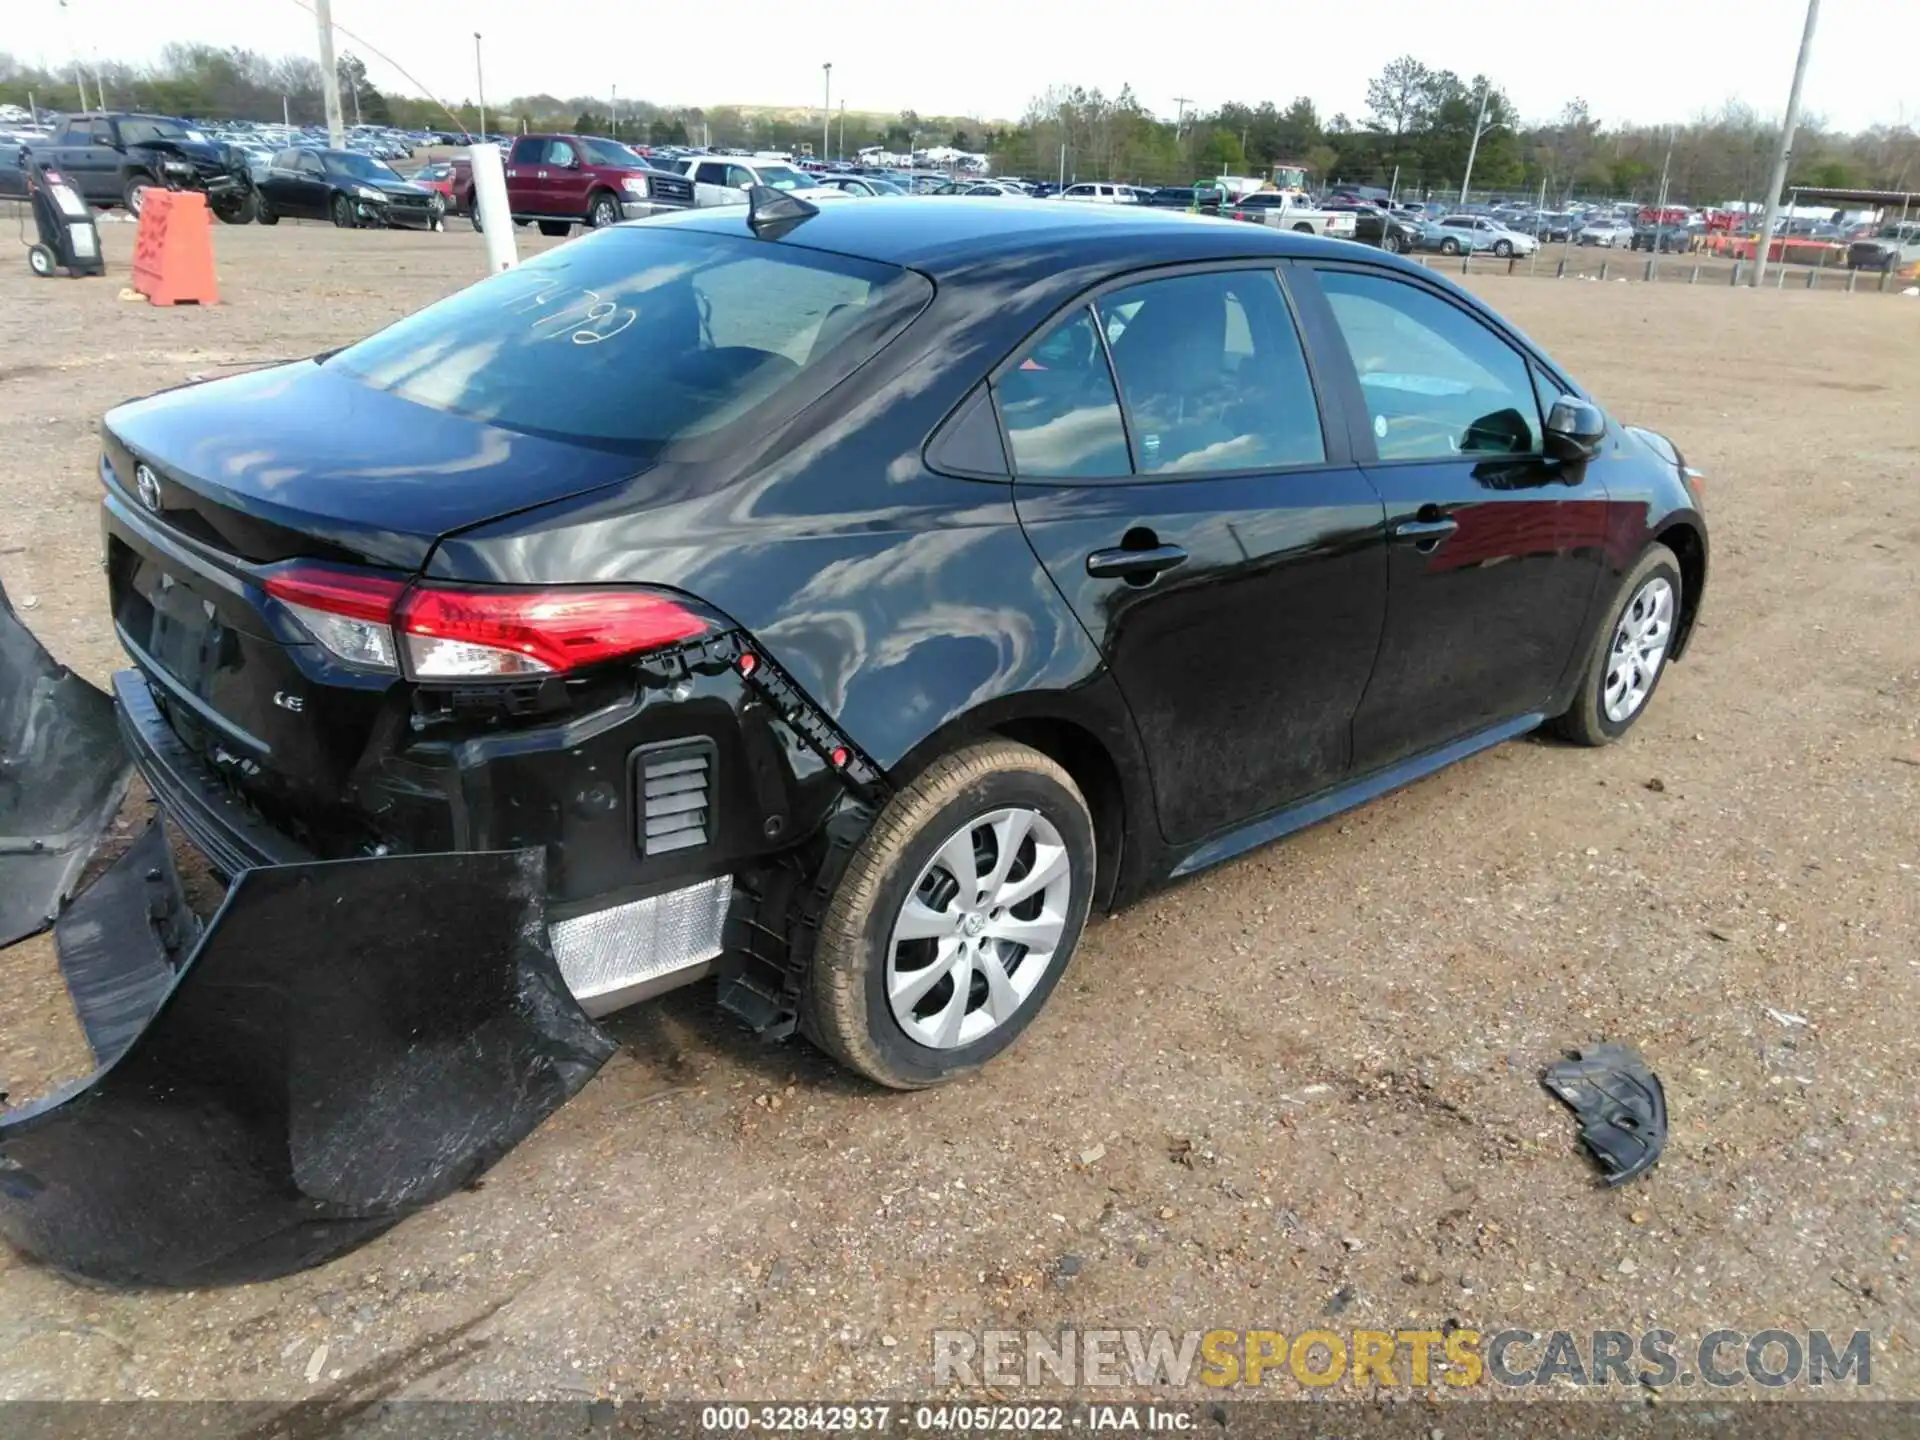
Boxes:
[0,218,1915,1411]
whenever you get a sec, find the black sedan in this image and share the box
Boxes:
[254,147,443,229]
[1346,204,1424,254]
[82,199,1706,1091]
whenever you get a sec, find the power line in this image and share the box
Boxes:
[280,0,475,137]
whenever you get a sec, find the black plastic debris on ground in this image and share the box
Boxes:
[1541,1043,1667,1186]
[0,846,617,1288]
[0,579,132,947]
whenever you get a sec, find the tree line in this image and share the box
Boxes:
[3,45,1916,205]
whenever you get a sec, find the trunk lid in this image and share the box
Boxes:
[104,361,645,571]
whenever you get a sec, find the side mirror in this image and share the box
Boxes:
[1545,396,1606,461]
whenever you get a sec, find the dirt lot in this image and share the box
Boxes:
[0,217,1916,1411]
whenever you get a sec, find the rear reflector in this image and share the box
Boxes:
[261,564,713,679]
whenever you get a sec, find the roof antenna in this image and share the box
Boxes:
[746,184,819,239]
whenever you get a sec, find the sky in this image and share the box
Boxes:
[8,0,1918,133]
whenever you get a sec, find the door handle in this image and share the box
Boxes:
[1086,543,1188,581]
[1390,516,1459,551]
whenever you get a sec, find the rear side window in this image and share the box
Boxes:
[994,310,1131,479]
[325,227,930,454]
[1316,270,1541,460]
[1098,271,1325,474]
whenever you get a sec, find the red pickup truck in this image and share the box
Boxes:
[450,133,694,235]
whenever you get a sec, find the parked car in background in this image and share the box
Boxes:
[15,110,255,221]
[79,199,1706,1093]
[1436,214,1536,257]
[1577,218,1634,247]
[1629,221,1697,254]
[1523,212,1578,242]
[1847,220,1920,272]
[962,182,1026,197]
[818,175,908,197]
[412,160,456,207]
[1228,191,1358,239]
[1346,204,1424,254]
[1056,182,1140,204]
[1142,184,1224,214]
[678,154,838,207]
[455,133,693,232]
[1413,219,1485,255]
[255,148,442,229]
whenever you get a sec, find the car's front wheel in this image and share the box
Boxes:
[331,193,356,228]
[1382,231,1403,254]
[1551,543,1682,746]
[803,739,1094,1089]
[1494,239,1513,257]
[590,192,621,228]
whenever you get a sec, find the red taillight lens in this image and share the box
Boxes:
[263,564,713,679]
[398,586,713,678]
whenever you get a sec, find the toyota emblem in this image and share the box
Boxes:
[134,463,163,514]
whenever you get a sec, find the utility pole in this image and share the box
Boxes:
[1173,96,1192,135]
[315,0,345,149]
[1459,81,1492,204]
[351,70,362,128]
[282,93,291,128]
[473,32,488,140]
[1752,0,1820,288]
[838,100,845,162]
[822,62,832,162]
[610,84,618,137]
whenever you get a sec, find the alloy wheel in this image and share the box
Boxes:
[1603,576,1675,723]
[885,806,1073,1050]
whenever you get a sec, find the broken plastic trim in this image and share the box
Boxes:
[0,580,132,947]
[1541,1043,1668,1186]
[0,841,616,1288]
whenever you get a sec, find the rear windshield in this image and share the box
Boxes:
[324,226,930,453]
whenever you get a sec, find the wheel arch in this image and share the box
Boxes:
[879,688,1151,915]
[587,184,620,218]
[1653,518,1708,660]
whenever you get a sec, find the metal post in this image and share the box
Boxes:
[316,0,346,149]
[821,63,831,163]
[838,101,845,163]
[473,32,487,140]
[1805,266,1817,289]
[1555,258,1566,278]
[1690,262,1700,284]
[1600,260,1610,281]
[282,94,290,128]
[1459,82,1491,204]
[27,91,36,128]
[610,85,617,139]
[1846,267,1857,293]
[1731,260,1743,286]
[1752,0,1820,288]
[1644,259,1655,282]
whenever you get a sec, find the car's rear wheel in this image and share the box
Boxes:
[1551,543,1682,746]
[1494,239,1513,257]
[1440,237,1460,255]
[803,739,1094,1089]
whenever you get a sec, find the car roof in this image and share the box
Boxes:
[634,196,1358,279]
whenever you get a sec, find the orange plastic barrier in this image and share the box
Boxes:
[130,191,220,306]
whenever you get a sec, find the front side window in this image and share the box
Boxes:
[1098,270,1324,474]
[325,227,929,454]
[994,309,1131,479]
[546,141,577,167]
[1316,270,1541,461]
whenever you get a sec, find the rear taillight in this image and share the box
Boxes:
[263,564,713,679]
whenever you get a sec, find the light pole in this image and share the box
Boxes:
[474,32,487,140]
[822,62,832,162]
[1752,0,1821,287]
[611,84,618,138]
[1458,81,1497,205]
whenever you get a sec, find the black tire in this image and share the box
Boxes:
[1382,232,1403,254]
[1494,239,1513,257]
[212,191,254,225]
[469,203,484,232]
[1440,237,1460,255]
[802,739,1095,1089]
[1550,543,1683,747]
[589,191,621,228]
[255,193,278,225]
[331,193,356,229]
[123,174,155,215]
[537,219,571,237]
[1291,221,1314,234]
[28,243,56,278]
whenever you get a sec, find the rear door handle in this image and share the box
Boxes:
[1086,544,1188,581]
[1390,517,1459,550]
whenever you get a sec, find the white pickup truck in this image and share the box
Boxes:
[1226,191,1356,240]
[674,155,840,208]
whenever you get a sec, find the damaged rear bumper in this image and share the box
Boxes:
[0,832,615,1288]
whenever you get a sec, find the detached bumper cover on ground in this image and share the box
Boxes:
[0,840,616,1288]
